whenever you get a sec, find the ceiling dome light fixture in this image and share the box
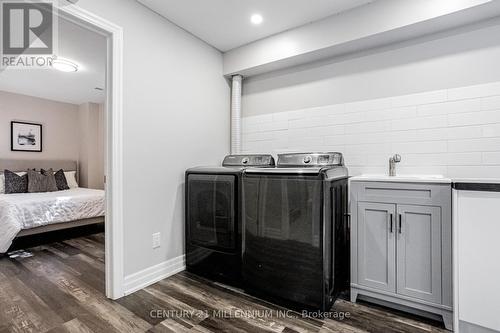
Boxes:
[251,14,263,25]
[52,58,79,72]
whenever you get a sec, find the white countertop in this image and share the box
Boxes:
[350,174,452,184]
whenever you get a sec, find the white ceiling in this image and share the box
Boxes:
[137,0,374,52]
[0,17,106,105]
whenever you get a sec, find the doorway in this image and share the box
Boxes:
[57,4,123,300]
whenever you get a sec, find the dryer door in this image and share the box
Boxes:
[187,174,237,252]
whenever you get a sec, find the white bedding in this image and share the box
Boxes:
[0,188,105,252]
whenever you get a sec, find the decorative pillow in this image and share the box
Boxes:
[4,170,28,194]
[53,169,69,190]
[40,168,60,192]
[27,169,58,193]
[0,174,4,194]
[64,171,78,189]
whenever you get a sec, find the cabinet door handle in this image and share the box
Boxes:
[344,213,351,229]
[398,214,402,234]
[389,213,393,233]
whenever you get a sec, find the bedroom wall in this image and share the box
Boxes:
[72,0,230,282]
[241,20,500,178]
[78,102,105,190]
[0,91,79,161]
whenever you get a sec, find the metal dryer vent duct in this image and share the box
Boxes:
[231,75,242,154]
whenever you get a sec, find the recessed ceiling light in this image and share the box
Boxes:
[251,14,263,25]
[52,58,79,72]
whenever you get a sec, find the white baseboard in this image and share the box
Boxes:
[123,255,185,295]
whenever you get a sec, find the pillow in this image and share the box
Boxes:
[54,169,69,190]
[64,171,78,189]
[4,170,28,194]
[0,174,4,194]
[27,169,58,193]
[41,168,68,191]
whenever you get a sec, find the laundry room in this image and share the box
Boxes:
[1,1,499,333]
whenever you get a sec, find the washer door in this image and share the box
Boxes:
[187,174,237,252]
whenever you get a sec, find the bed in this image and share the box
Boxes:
[0,159,105,253]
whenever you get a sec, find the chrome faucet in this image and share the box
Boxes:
[389,154,401,177]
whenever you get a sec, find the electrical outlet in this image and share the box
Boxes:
[152,232,161,249]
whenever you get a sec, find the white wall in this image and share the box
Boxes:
[73,0,230,277]
[241,21,500,178]
[78,102,105,189]
[0,91,79,160]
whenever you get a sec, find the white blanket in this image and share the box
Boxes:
[0,188,105,252]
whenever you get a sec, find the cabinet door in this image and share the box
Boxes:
[396,205,441,303]
[358,202,396,292]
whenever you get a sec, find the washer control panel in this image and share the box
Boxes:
[223,154,275,167]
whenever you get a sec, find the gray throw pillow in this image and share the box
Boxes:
[41,168,68,191]
[28,169,58,193]
[54,169,69,190]
[4,169,28,194]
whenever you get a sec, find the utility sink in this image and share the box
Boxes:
[350,174,452,184]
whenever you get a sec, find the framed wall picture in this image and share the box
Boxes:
[11,121,43,152]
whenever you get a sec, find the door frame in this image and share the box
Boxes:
[58,4,124,299]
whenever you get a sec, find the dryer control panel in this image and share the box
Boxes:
[277,152,344,167]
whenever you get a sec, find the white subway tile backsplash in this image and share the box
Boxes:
[368,106,417,121]
[403,153,448,166]
[482,152,500,165]
[344,121,391,134]
[289,118,310,129]
[391,115,447,130]
[446,152,482,166]
[346,143,392,155]
[326,112,364,125]
[415,128,448,141]
[271,112,289,122]
[251,114,273,124]
[392,141,448,154]
[446,126,483,140]
[313,125,346,136]
[286,109,308,120]
[417,99,481,116]
[343,154,367,166]
[345,97,393,113]
[397,166,448,176]
[481,96,500,111]
[324,135,349,146]
[262,120,288,131]
[448,138,500,152]
[242,82,500,178]
[246,131,274,141]
[447,82,500,100]
[343,132,390,145]
[389,130,419,142]
[448,110,500,127]
[391,90,447,108]
[483,123,500,137]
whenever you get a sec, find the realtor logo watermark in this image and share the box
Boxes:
[1,0,57,69]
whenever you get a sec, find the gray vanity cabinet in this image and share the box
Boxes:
[350,181,452,330]
[396,205,442,304]
[357,202,396,293]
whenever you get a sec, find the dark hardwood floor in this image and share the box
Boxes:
[0,233,448,333]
